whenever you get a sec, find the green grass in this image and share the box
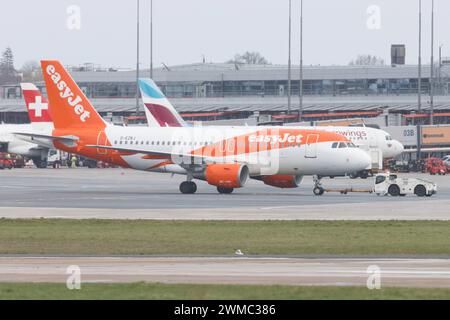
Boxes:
[0,219,449,256]
[0,283,449,300]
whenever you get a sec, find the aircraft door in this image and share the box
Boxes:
[304,134,319,158]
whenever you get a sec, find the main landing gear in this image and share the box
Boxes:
[179,181,197,194]
[312,175,325,196]
[217,186,234,194]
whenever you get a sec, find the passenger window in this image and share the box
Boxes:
[375,176,386,184]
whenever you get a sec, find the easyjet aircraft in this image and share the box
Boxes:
[16,61,371,194]
[139,79,404,179]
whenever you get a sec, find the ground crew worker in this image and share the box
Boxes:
[71,155,77,168]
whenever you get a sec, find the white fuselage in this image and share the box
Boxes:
[310,126,404,159]
[101,125,371,177]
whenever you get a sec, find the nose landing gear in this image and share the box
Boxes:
[312,175,325,196]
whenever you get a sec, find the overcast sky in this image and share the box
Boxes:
[1,0,448,69]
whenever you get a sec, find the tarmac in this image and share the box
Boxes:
[0,169,449,289]
[0,256,449,288]
[0,168,448,220]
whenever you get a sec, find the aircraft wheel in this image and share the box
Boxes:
[414,185,426,197]
[313,187,325,196]
[217,186,234,194]
[388,184,400,197]
[179,181,197,194]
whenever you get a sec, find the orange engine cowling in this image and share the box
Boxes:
[261,175,303,188]
[205,164,249,188]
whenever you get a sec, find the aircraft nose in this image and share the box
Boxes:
[395,140,404,154]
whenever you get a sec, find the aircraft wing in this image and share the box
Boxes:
[85,144,250,165]
[86,144,207,160]
[13,132,79,147]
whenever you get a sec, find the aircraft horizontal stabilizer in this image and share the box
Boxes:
[13,132,79,148]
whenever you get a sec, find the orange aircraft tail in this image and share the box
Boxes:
[41,60,106,130]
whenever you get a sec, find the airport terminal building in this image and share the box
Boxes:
[1,62,450,155]
[1,62,450,122]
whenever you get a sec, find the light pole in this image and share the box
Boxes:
[418,0,422,114]
[438,44,443,95]
[136,0,140,114]
[287,0,292,115]
[430,0,434,125]
[417,0,422,160]
[150,0,153,79]
[299,0,303,122]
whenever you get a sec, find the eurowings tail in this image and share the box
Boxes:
[138,78,186,127]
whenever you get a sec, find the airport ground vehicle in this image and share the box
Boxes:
[15,61,371,194]
[443,155,450,172]
[444,155,450,164]
[387,159,412,173]
[0,154,13,169]
[374,173,437,197]
[422,158,447,175]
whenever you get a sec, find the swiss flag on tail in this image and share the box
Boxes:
[21,83,52,123]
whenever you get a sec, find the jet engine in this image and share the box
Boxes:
[204,163,249,188]
[260,175,303,188]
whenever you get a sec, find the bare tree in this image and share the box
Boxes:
[20,60,42,82]
[349,54,385,66]
[0,47,20,85]
[227,51,270,65]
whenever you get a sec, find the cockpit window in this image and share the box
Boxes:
[339,142,347,148]
[332,142,338,149]
[375,175,386,184]
[385,136,393,141]
[347,142,357,148]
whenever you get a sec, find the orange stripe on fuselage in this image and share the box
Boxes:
[191,128,348,158]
